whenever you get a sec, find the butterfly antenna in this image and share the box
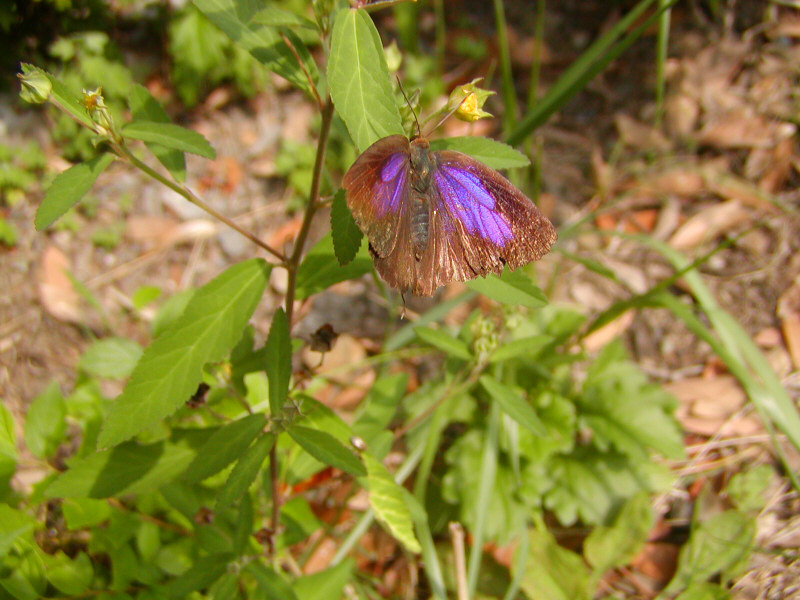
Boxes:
[396,76,421,139]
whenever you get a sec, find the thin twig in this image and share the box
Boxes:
[450,522,469,600]
[116,145,286,262]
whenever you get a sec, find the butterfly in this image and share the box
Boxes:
[342,134,557,296]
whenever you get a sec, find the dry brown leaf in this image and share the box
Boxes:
[664,93,700,139]
[615,114,672,152]
[667,200,750,250]
[777,277,800,371]
[38,245,82,323]
[759,137,794,193]
[303,537,338,574]
[632,542,679,587]
[697,109,796,149]
[638,168,705,198]
[768,14,800,38]
[126,216,179,246]
[584,310,634,352]
[668,375,762,437]
[268,215,304,249]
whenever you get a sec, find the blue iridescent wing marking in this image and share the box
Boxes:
[433,164,513,246]
[342,135,412,257]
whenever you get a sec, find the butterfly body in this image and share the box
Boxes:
[343,135,556,296]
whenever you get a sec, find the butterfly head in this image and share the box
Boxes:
[409,137,434,193]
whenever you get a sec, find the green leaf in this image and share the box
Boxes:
[23,381,66,459]
[78,338,143,379]
[414,326,472,360]
[266,309,291,414]
[363,454,421,553]
[252,5,316,28]
[0,539,47,600]
[98,259,270,448]
[726,464,773,513]
[296,396,354,444]
[217,433,275,510]
[429,137,530,169]
[288,426,365,477]
[663,510,755,596]
[44,551,93,596]
[292,558,354,600]
[580,341,684,460]
[0,505,36,558]
[193,0,318,96]
[480,376,547,436]
[466,269,548,309]
[490,334,552,363]
[161,553,233,598]
[328,8,403,151]
[584,493,653,573]
[45,429,213,498]
[331,189,363,266]
[181,414,267,483]
[675,583,731,600]
[246,563,298,600]
[518,528,589,600]
[0,403,17,488]
[129,84,186,182]
[61,498,111,529]
[352,373,407,459]
[35,153,114,230]
[295,233,373,300]
[123,121,215,159]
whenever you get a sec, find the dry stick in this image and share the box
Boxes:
[450,522,469,600]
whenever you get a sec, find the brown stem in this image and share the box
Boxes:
[281,32,323,110]
[283,97,335,325]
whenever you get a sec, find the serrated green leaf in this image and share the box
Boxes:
[23,382,66,459]
[217,433,274,510]
[584,493,653,573]
[292,558,354,600]
[288,426,365,477]
[252,6,316,28]
[44,551,93,596]
[363,454,421,553]
[78,338,143,379]
[123,121,215,159]
[429,137,530,169]
[490,334,553,363]
[161,553,233,598]
[193,0,318,96]
[0,505,36,559]
[518,528,589,600]
[35,153,114,230]
[331,189,363,266]
[246,563,298,600]
[181,414,267,483]
[414,326,472,360]
[328,8,403,151]
[98,259,270,448]
[129,84,186,182]
[466,269,548,309]
[27,64,94,127]
[45,429,212,499]
[295,396,353,444]
[266,308,291,414]
[61,498,111,529]
[480,376,547,436]
[295,233,372,300]
[663,510,755,596]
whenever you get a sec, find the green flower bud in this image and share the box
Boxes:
[18,64,52,104]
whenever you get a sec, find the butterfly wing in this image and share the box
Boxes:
[425,149,557,284]
[342,135,412,258]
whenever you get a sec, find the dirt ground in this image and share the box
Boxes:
[3,0,800,596]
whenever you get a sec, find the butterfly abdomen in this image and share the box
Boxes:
[410,195,430,260]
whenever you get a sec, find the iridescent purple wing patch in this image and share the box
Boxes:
[372,153,408,218]
[433,165,512,246]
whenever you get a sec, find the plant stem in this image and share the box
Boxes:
[118,145,285,262]
[283,97,335,325]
